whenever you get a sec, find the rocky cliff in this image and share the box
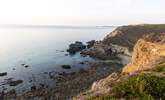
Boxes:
[123,33,165,73]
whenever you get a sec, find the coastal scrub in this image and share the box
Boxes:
[112,73,165,99]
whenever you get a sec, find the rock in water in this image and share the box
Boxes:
[86,40,96,48]
[61,65,71,69]
[0,72,7,76]
[24,65,29,68]
[67,41,86,54]
[79,62,85,64]
[31,86,36,90]
[8,80,23,86]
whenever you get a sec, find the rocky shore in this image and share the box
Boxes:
[2,61,123,100]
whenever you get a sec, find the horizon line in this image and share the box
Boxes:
[0,24,117,28]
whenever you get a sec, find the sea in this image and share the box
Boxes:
[0,26,115,94]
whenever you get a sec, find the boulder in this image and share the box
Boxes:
[61,65,71,69]
[67,41,86,54]
[86,40,96,48]
[31,86,36,90]
[79,62,85,64]
[21,64,30,68]
[8,80,23,86]
[0,72,7,77]
[24,65,29,68]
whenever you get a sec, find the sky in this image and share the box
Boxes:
[0,0,165,26]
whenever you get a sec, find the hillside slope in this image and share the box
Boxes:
[103,24,165,51]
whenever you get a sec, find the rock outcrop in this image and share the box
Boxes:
[122,33,165,73]
[67,41,86,54]
[86,40,96,48]
[81,42,131,59]
[0,72,7,76]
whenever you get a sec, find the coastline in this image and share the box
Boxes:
[2,59,124,100]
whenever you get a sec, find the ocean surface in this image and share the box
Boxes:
[0,26,115,94]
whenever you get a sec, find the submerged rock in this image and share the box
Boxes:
[65,54,69,56]
[61,65,71,69]
[21,64,25,66]
[58,72,67,76]
[12,68,16,70]
[67,41,86,54]
[24,65,29,68]
[39,83,45,88]
[21,64,30,68]
[31,86,36,90]
[8,80,23,86]
[79,62,85,64]
[0,72,7,77]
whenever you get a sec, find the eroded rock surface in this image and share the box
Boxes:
[123,33,165,73]
[81,42,131,59]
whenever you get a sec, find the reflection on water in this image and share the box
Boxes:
[0,26,114,94]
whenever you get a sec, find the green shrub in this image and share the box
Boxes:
[152,64,165,72]
[112,73,165,99]
[88,96,116,100]
[88,64,165,100]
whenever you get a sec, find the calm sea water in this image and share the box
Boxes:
[0,26,115,94]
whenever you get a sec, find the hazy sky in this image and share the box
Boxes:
[0,0,165,26]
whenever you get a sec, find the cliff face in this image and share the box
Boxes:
[103,24,165,51]
[122,33,165,73]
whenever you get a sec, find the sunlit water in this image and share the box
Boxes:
[0,26,115,94]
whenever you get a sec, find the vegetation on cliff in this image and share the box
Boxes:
[152,63,165,73]
[88,64,165,100]
[113,72,165,99]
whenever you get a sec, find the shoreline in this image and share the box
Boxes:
[2,58,124,100]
